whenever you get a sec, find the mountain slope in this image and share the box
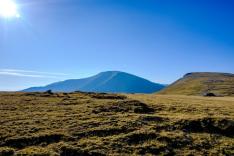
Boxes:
[158,72,234,96]
[23,71,165,93]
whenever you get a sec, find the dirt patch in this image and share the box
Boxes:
[137,146,173,155]
[177,118,234,137]
[3,134,64,148]
[157,135,193,148]
[140,116,167,122]
[60,146,91,156]
[74,91,127,100]
[90,93,127,100]
[93,100,154,114]
[73,127,132,138]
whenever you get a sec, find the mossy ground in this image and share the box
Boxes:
[0,92,234,155]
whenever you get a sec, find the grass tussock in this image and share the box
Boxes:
[0,92,234,155]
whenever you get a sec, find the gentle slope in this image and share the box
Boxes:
[158,72,234,96]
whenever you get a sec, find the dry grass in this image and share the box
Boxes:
[159,72,234,96]
[0,92,234,155]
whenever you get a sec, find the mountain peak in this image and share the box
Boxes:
[23,71,165,93]
[99,71,122,74]
[96,71,122,77]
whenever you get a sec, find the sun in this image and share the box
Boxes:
[0,0,20,18]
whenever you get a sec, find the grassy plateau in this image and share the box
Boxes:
[159,72,234,96]
[0,92,234,155]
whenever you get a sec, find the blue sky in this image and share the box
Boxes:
[0,0,234,91]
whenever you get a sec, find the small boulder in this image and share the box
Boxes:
[45,90,53,95]
[203,92,216,97]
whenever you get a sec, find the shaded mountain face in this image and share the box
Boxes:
[158,72,234,96]
[23,71,165,93]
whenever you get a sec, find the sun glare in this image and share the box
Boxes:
[0,0,20,18]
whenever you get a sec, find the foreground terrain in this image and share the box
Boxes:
[0,92,234,155]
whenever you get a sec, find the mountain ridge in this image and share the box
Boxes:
[158,72,234,96]
[23,71,165,93]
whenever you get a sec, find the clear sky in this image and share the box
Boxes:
[0,0,234,91]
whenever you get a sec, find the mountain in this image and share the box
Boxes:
[23,71,165,93]
[158,72,234,96]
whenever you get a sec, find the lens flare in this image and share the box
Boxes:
[0,0,20,18]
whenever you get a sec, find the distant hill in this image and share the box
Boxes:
[23,71,165,93]
[158,72,234,96]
